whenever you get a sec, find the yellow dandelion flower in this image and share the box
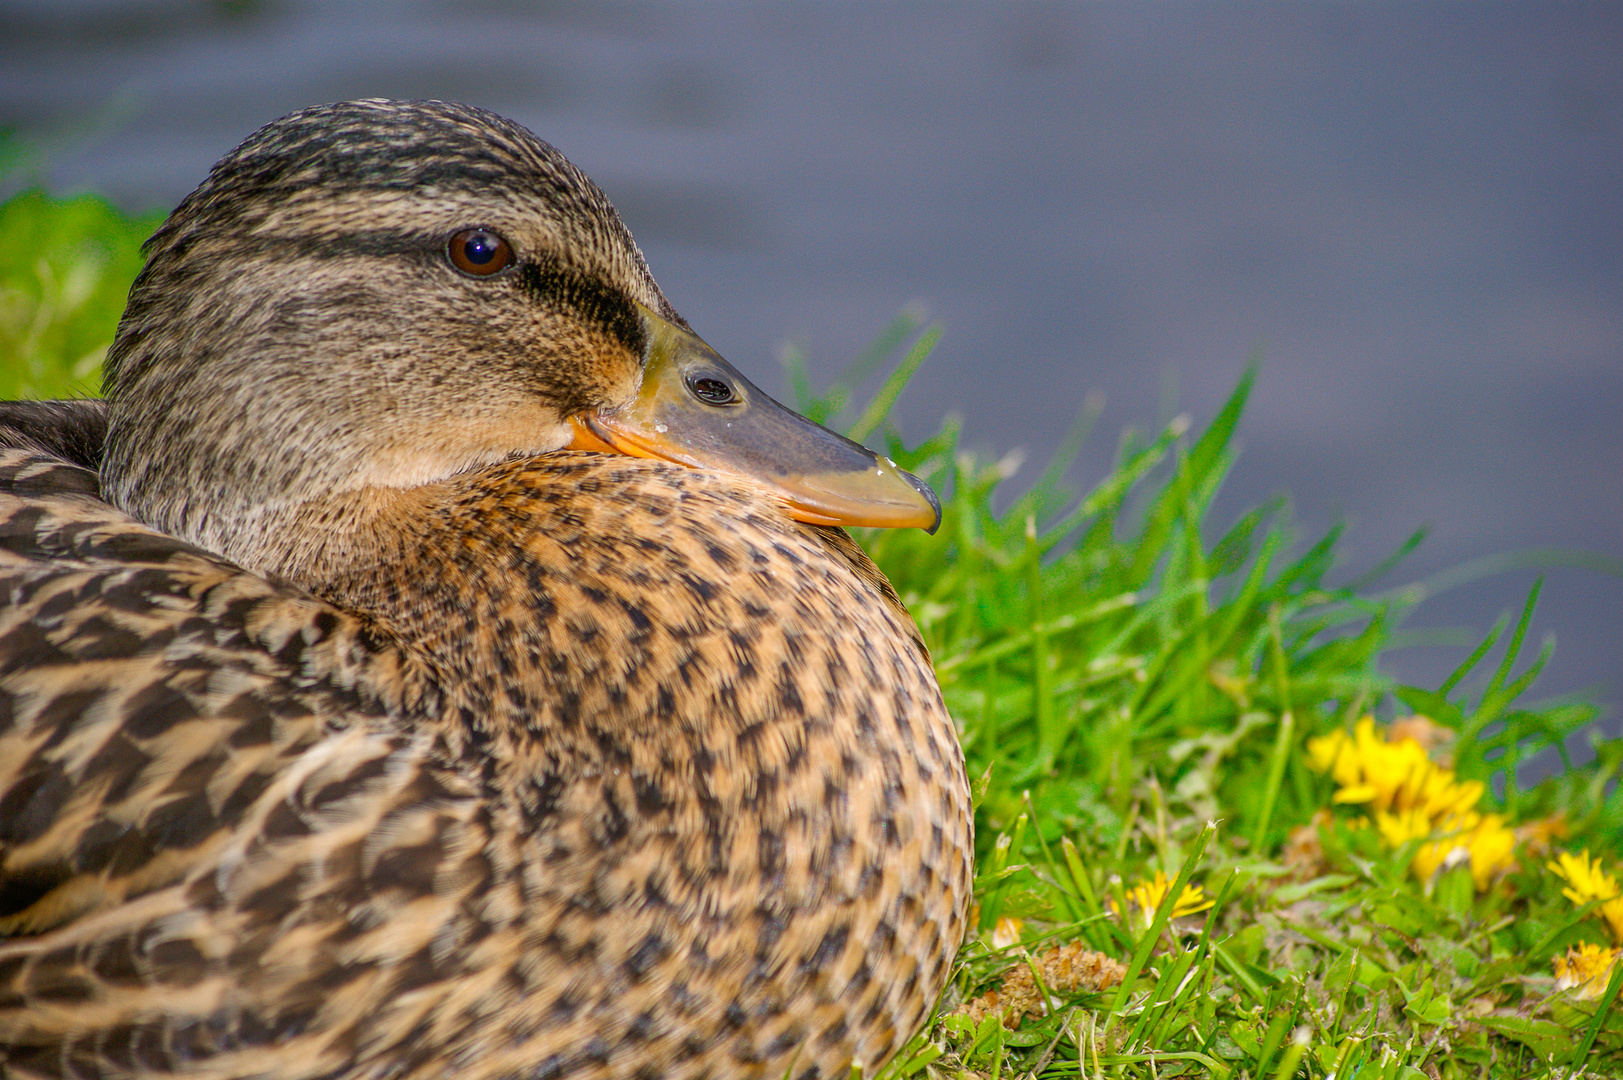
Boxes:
[1109,871,1215,933]
[1453,814,1516,891]
[1554,942,1620,1000]
[1308,716,1476,817]
[1549,850,1623,944]
[1460,814,1518,891]
[1407,812,1517,891]
[1308,716,1517,893]
[1549,849,1620,905]
[1381,811,1516,891]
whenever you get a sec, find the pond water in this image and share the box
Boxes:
[2,0,1620,759]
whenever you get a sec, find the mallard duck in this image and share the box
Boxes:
[0,100,972,1080]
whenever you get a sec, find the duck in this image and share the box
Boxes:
[0,99,972,1080]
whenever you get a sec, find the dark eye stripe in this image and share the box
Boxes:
[518,262,646,358]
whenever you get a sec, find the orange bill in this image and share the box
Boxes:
[569,304,940,532]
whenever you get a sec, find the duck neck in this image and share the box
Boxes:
[268,452,932,766]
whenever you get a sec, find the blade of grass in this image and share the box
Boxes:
[1107,821,1217,1019]
[1250,605,1295,852]
[845,324,940,443]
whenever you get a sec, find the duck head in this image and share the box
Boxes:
[101,99,939,577]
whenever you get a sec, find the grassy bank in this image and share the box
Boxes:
[800,309,1621,1078]
[5,187,1622,1077]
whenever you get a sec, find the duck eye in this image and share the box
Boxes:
[448,228,513,276]
[688,375,737,405]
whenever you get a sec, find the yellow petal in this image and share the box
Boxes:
[1172,884,1216,918]
[990,916,1024,950]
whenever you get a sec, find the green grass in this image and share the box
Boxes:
[0,185,162,400]
[801,319,1623,1075]
[7,186,1623,1078]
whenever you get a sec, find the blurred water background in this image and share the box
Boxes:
[2,0,1620,762]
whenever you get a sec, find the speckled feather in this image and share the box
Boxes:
[0,100,972,1080]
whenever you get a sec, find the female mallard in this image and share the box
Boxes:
[0,100,972,1080]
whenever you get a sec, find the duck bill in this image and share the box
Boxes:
[568,306,941,533]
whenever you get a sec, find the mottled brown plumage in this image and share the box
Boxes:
[0,101,972,1079]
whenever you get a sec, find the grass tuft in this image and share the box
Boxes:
[795,317,1623,1078]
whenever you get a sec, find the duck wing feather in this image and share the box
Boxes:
[0,430,491,1079]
